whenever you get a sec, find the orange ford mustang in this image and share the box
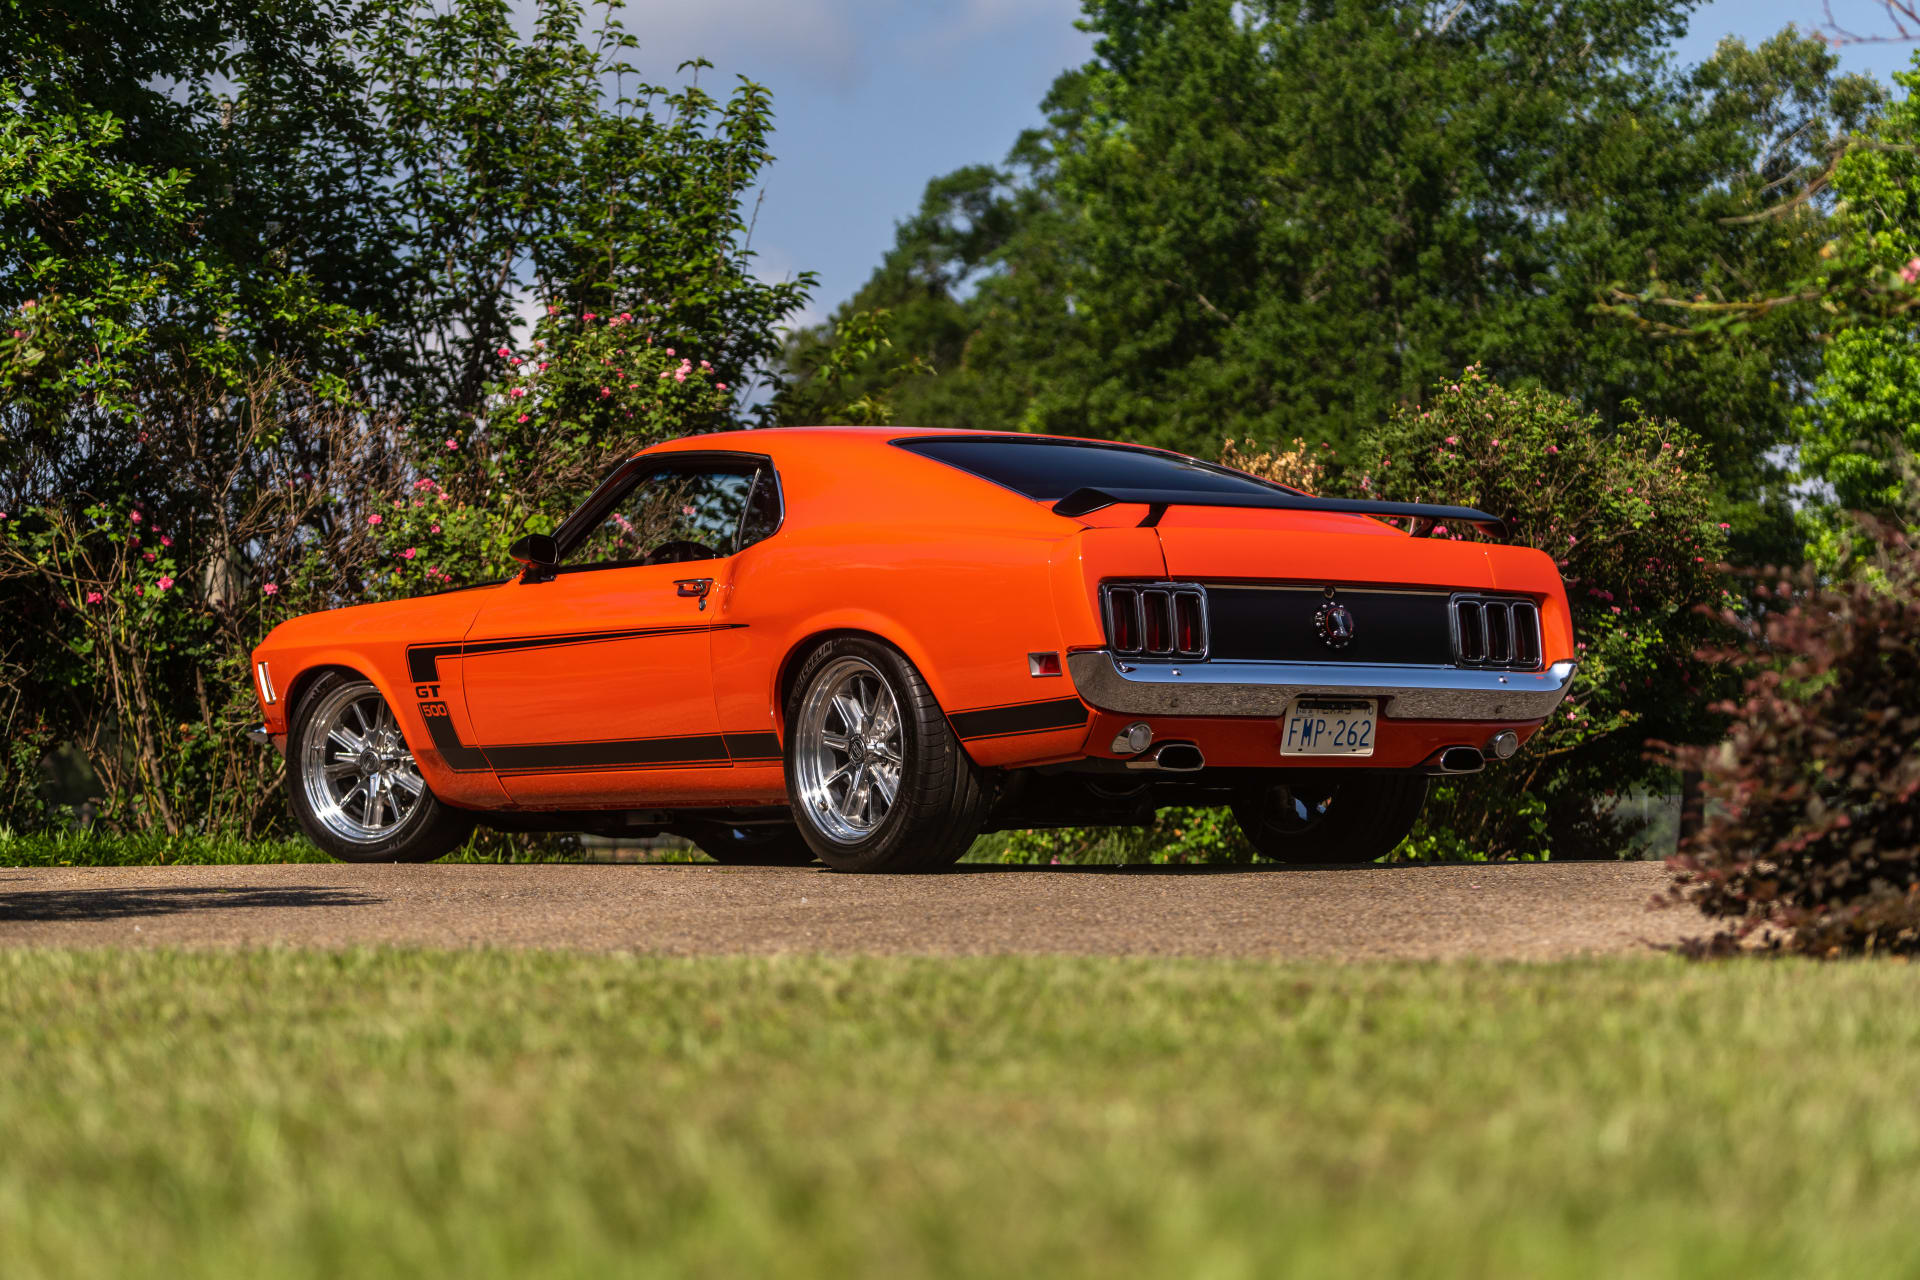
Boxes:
[250,427,1575,870]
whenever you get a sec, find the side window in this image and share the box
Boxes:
[737,466,782,551]
[568,467,755,569]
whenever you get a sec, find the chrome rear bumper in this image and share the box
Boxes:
[1066,652,1577,721]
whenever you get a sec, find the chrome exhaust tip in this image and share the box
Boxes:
[1123,742,1207,772]
[1437,746,1485,774]
[1487,730,1520,760]
[1110,721,1154,754]
[1151,743,1206,772]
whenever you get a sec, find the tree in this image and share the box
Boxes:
[0,0,812,834]
[793,3,1878,562]
[1789,57,1920,561]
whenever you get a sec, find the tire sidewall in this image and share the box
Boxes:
[783,638,929,870]
[288,671,468,863]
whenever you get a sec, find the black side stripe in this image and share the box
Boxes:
[723,732,782,762]
[485,734,730,772]
[419,710,779,776]
[949,697,1090,741]
[420,704,490,771]
[406,622,748,684]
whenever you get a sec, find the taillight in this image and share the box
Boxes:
[1103,583,1208,660]
[1450,595,1543,670]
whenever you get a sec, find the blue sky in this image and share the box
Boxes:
[628,0,1919,332]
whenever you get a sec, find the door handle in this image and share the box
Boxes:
[675,578,713,598]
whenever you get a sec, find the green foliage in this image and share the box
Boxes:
[794,7,1874,562]
[0,0,809,839]
[773,308,930,426]
[1354,367,1731,858]
[1789,55,1920,560]
[988,806,1255,865]
[1668,524,1920,957]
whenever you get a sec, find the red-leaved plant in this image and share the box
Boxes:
[1664,523,1920,955]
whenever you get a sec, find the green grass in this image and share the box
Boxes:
[3,951,1919,1278]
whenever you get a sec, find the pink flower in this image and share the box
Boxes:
[1546,445,1560,455]
[430,524,441,534]
[85,591,102,604]
[445,438,458,451]
[547,304,557,315]
[682,505,698,516]
[21,300,33,310]
[402,547,417,560]
[510,356,522,366]
[9,330,18,339]
[1903,257,1920,285]
[664,348,675,357]
[133,584,145,597]
[674,369,686,382]
[658,370,670,379]
[538,361,548,371]
[716,383,727,392]
[699,360,711,370]
[130,511,142,524]
[0,512,7,520]
[1432,524,1449,537]
[1717,522,1730,530]
[600,386,611,397]
[497,345,511,357]
[368,514,383,526]
[509,386,526,398]
[583,312,598,322]
[262,582,279,596]
[156,575,174,591]
[143,552,155,563]
[159,534,171,547]
[1444,436,1458,445]
[517,413,528,423]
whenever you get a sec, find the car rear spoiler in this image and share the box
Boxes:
[1049,486,1509,539]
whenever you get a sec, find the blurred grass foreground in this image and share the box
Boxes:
[2,950,1918,1279]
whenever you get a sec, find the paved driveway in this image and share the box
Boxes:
[0,861,1703,958]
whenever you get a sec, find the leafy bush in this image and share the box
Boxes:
[1351,367,1732,859]
[1666,525,1920,956]
[0,1,808,839]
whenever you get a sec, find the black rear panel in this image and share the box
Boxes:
[1206,586,1454,665]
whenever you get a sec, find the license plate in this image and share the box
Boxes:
[1280,698,1378,757]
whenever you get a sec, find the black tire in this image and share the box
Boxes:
[686,822,818,866]
[1230,772,1429,864]
[783,637,991,872]
[287,671,476,863]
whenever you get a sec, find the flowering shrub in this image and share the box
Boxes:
[1350,368,1732,858]
[1666,526,1920,956]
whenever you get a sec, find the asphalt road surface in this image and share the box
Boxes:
[0,861,1704,959]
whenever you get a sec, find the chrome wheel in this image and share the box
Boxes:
[793,656,903,845]
[298,682,426,846]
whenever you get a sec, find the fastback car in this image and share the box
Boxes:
[250,428,1575,871]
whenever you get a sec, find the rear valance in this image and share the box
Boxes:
[1050,486,1508,539]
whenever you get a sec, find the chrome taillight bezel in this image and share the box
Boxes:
[1102,582,1209,661]
[1449,594,1542,671]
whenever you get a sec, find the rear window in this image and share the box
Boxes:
[895,436,1279,502]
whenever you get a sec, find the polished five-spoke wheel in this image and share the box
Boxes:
[288,672,474,862]
[793,656,904,844]
[783,637,991,871]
